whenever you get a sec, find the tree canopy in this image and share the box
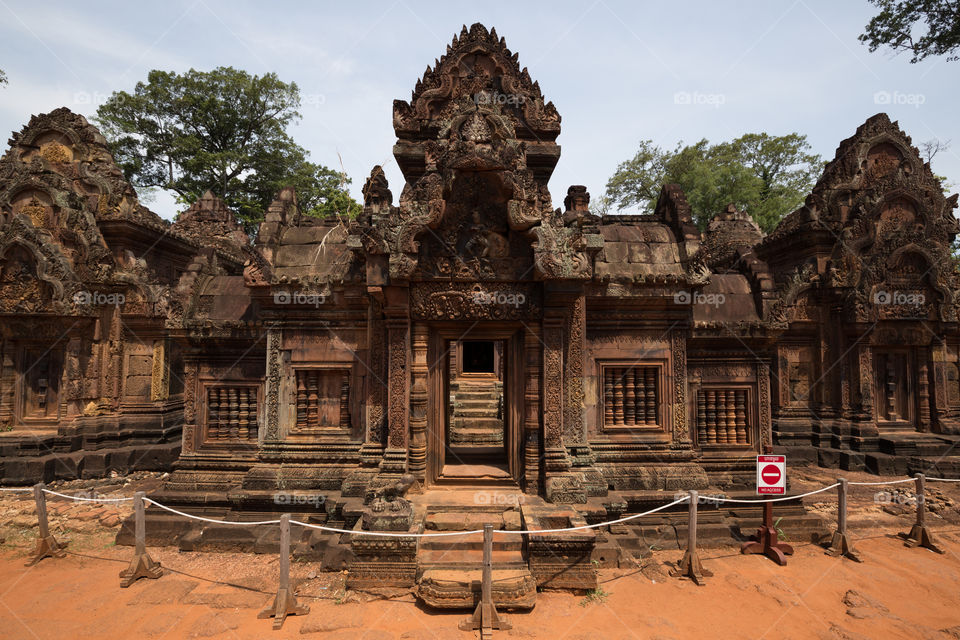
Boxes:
[95,66,360,228]
[0,69,7,85]
[600,133,823,232]
[859,0,960,62]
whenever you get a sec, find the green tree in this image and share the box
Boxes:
[603,133,822,232]
[859,0,960,62]
[96,67,359,228]
[0,69,7,85]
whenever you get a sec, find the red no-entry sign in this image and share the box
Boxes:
[756,455,786,495]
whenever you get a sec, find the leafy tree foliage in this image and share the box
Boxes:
[859,0,960,62]
[0,69,7,85]
[96,67,360,227]
[602,133,823,232]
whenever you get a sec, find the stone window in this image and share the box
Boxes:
[696,388,751,446]
[294,368,352,431]
[204,385,259,442]
[601,364,661,430]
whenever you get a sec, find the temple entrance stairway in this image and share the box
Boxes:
[448,380,504,449]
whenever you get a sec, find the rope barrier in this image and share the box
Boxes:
[144,499,282,526]
[847,477,917,486]
[711,483,840,503]
[11,473,960,538]
[0,487,31,492]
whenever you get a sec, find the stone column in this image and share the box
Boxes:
[541,313,566,466]
[264,328,283,442]
[670,328,691,446]
[181,358,199,454]
[523,323,542,494]
[408,324,428,480]
[359,299,387,466]
[381,315,410,474]
[0,340,13,425]
[918,348,931,432]
[564,293,586,444]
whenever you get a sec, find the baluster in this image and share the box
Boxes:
[624,368,636,426]
[735,390,748,444]
[307,371,319,428]
[604,368,614,427]
[208,388,219,440]
[228,387,239,438]
[613,368,624,425]
[339,373,351,429]
[296,372,307,429]
[645,367,657,424]
[633,366,644,424]
[238,388,249,439]
[706,390,717,444]
[218,388,228,439]
[725,390,737,444]
[717,391,728,444]
[249,391,258,440]
[697,390,706,445]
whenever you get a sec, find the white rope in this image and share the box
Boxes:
[42,488,133,503]
[848,478,917,486]
[927,477,960,483]
[144,499,281,526]
[711,483,840,504]
[0,487,31,492]
[497,496,690,534]
[291,519,486,538]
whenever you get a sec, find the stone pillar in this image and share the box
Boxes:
[0,340,13,425]
[670,329,691,446]
[930,338,947,431]
[181,358,198,455]
[359,299,387,467]
[542,313,566,462]
[150,340,169,402]
[264,328,283,442]
[918,348,931,433]
[564,293,586,444]
[408,324,428,480]
[856,343,874,420]
[523,323,542,494]
[381,314,409,474]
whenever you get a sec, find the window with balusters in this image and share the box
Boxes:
[294,368,352,431]
[601,364,662,430]
[204,385,260,443]
[695,387,751,446]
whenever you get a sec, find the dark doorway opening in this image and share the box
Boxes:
[462,340,495,374]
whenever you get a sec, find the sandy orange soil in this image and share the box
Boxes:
[2,469,960,639]
[0,528,959,639]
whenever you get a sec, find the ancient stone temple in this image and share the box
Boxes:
[3,22,960,604]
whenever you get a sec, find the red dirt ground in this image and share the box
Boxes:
[1,529,960,639]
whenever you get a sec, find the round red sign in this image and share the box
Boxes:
[761,464,782,485]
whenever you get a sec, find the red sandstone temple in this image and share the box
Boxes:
[2,23,959,598]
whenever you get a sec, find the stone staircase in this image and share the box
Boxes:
[448,381,504,448]
[415,506,536,610]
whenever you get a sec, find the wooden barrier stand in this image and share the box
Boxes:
[670,490,712,585]
[826,478,860,561]
[899,473,944,554]
[259,514,309,630]
[26,482,66,567]
[119,491,163,587]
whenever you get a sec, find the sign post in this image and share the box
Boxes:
[740,451,793,565]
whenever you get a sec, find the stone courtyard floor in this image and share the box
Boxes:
[1,471,960,639]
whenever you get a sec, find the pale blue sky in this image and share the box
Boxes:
[1,0,957,220]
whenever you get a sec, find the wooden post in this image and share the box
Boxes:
[460,524,511,639]
[826,479,860,561]
[259,514,309,630]
[670,490,712,585]
[899,473,944,554]
[25,483,66,566]
[119,491,163,587]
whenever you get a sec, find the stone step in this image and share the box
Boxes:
[416,567,537,610]
[417,548,527,568]
[420,531,523,552]
[450,418,503,429]
[451,406,500,417]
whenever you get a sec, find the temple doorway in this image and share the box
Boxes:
[427,328,523,485]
